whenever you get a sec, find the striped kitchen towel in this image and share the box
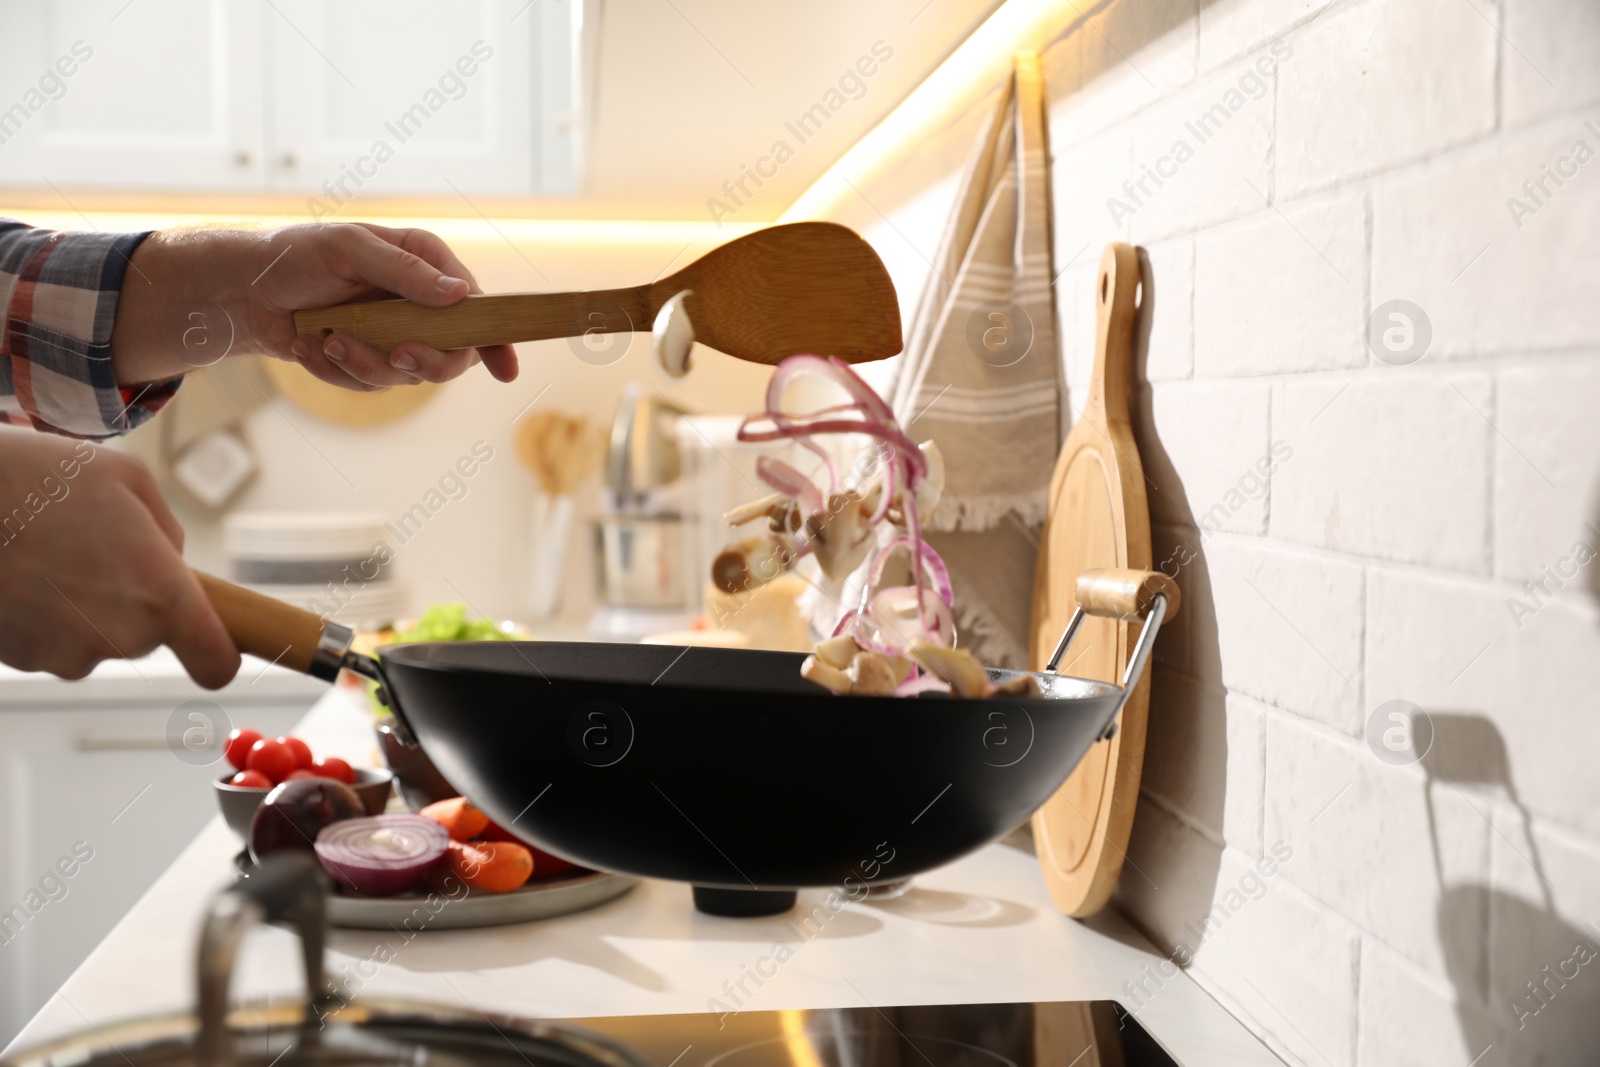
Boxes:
[886,53,1059,668]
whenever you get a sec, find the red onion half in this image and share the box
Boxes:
[314,814,449,897]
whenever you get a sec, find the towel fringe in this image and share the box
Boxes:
[925,492,1049,534]
[948,576,1028,670]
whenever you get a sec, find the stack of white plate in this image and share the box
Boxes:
[224,513,410,628]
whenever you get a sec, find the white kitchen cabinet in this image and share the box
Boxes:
[265,0,534,202]
[0,657,323,1048]
[0,0,581,197]
[0,0,265,191]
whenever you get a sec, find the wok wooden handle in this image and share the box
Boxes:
[292,287,647,354]
[193,570,328,674]
[1074,568,1181,621]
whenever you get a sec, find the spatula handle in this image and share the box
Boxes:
[292,287,647,353]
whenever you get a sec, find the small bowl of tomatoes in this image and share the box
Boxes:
[214,728,392,839]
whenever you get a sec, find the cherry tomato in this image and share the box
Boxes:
[283,769,319,781]
[246,738,296,784]
[229,769,272,789]
[224,728,262,771]
[278,736,314,771]
[311,756,355,785]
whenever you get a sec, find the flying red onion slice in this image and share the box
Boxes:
[732,355,958,690]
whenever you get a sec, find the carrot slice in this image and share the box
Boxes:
[419,796,490,842]
[446,840,534,893]
[478,820,585,879]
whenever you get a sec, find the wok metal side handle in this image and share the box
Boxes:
[197,853,332,1067]
[1044,569,1181,736]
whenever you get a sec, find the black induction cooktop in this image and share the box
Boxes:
[560,1000,1179,1067]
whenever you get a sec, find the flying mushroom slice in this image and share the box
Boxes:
[711,534,798,595]
[722,492,802,535]
[993,673,1042,698]
[805,490,876,581]
[910,641,993,699]
[846,651,899,696]
[800,646,911,696]
[812,634,862,670]
[653,290,696,378]
[800,654,851,695]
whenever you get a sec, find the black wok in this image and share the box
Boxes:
[195,568,1178,891]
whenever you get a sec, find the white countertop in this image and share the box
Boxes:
[0,648,327,708]
[4,684,1281,1066]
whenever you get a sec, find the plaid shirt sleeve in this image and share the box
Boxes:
[0,219,181,439]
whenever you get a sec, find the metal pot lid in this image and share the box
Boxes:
[0,855,649,1067]
[5,1000,651,1067]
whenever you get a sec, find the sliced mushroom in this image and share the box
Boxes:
[711,535,797,594]
[882,654,915,685]
[993,673,1042,698]
[847,651,899,695]
[813,634,861,671]
[722,492,789,528]
[858,478,883,518]
[910,641,993,698]
[806,491,875,581]
[801,654,852,694]
[770,502,804,535]
[652,290,695,378]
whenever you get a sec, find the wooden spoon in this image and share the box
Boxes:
[292,221,903,365]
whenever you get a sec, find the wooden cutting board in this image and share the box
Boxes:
[262,357,437,427]
[1029,243,1153,918]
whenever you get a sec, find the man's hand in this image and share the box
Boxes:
[0,433,240,687]
[110,222,520,390]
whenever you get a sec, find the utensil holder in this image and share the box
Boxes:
[528,492,576,619]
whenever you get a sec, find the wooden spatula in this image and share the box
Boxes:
[292,221,902,365]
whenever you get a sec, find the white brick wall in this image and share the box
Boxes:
[1192,191,1368,376]
[1262,714,1491,976]
[1370,115,1600,359]
[1197,0,1333,73]
[1485,810,1600,1061]
[1136,238,1196,382]
[1143,672,1268,855]
[1356,939,1492,1067]
[1208,536,1365,733]
[1275,0,1498,197]
[1494,360,1600,579]
[1502,0,1600,128]
[836,0,1600,1061]
[1122,54,1280,240]
[1271,374,1493,571]
[1139,380,1272,533]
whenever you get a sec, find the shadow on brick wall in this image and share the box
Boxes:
[1101,247,1231,965]
[1423,713,1599,1065]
